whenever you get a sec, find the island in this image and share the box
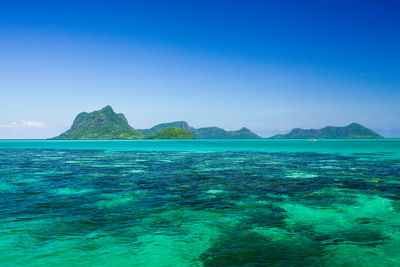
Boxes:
[145,127,196,139]
[138,121,261,139]
[50,106,144,139]
[270,123,383,139]
[50,106,383,140]
[51,106,261,140]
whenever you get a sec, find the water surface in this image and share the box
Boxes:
[1,139,399,266]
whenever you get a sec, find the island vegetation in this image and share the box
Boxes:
[145,127,196,139]
[50,106,383,140]
[51,106,261,140]
[50,106,144,140]
[270,123,383,139]
[139,121,261,139]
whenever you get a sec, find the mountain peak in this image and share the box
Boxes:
[50,106,143,139]
[348,122,362,127]
[101,105,114,112]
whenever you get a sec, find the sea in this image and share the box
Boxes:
[1,139,400,266]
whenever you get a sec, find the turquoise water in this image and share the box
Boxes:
[1,139,400,266]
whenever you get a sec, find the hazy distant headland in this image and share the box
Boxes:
[270,123,383,139]
[50,106,383,140]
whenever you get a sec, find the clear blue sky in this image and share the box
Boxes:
[1,0,399,138]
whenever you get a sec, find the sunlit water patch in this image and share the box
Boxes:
[0,141,400,266]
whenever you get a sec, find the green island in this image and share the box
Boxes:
[50,106,144,140]
[270,123,383,139]
[50,106,383,140]
[145,127,196,139]
[50,106,260,140]
[139,121,261,139]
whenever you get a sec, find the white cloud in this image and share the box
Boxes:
[0,120,50,128]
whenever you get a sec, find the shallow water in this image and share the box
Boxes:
[0,140,400,266]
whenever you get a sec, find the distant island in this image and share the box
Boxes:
[138,121,261,139]
[51,106,144,140]
[50,106,258,140]
[145,127,196,139]
[50,106,383,140]
[270,123,383,139]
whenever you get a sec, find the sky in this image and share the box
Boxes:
[0,0,399,138]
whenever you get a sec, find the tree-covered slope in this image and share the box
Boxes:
[139,121,196,135]
[139,122,261,139]
[270,123,383,139]
[50,106,144,139]
[196,127,261,139]
[145,127,196,139]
